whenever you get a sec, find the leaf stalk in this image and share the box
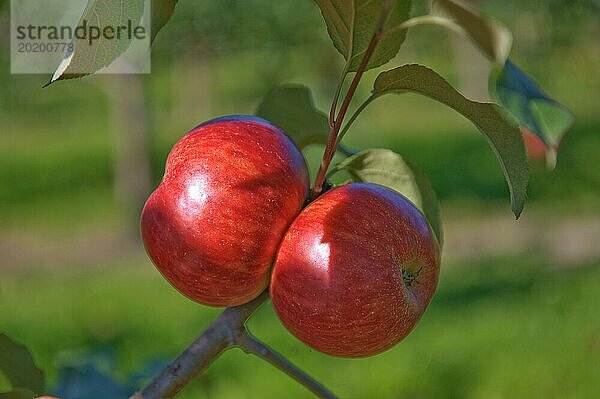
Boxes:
[311,0,396,199]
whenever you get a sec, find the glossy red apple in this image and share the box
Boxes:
[270,182,441,357]
[141,116,309,306]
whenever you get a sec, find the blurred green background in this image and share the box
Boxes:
[1,0,599,398]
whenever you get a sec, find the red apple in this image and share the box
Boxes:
[141,116,309,306]
[521,127,547,161]
[270,182,441,357]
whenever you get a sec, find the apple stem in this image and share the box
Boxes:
[130,290,338,399]
[311,0,394,200]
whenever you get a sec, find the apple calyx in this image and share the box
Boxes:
[402,264,423,288]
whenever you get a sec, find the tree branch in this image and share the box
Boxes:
[130,291,269,399]
[130,290,338,399]
[235,330,338,399]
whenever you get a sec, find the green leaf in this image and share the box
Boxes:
[151,0,178,42]
[493,60,574,167]
[431,0,512,64]
[256,85,330,148]
[0,389,36,399]
[373,64,528,218]
[314,0,412,72]
[407,160,443,247]
[329,148,443,245]
[47,0,146,85]
[0,334,44,395]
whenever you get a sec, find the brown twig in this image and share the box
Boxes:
[130,291,268,399]
[130,290,338,399]
[236,330,338,399]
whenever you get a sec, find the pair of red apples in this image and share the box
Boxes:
[141,116,441,358]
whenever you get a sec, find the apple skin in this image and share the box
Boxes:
[270,182,441,358]
[141,116,309,307]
